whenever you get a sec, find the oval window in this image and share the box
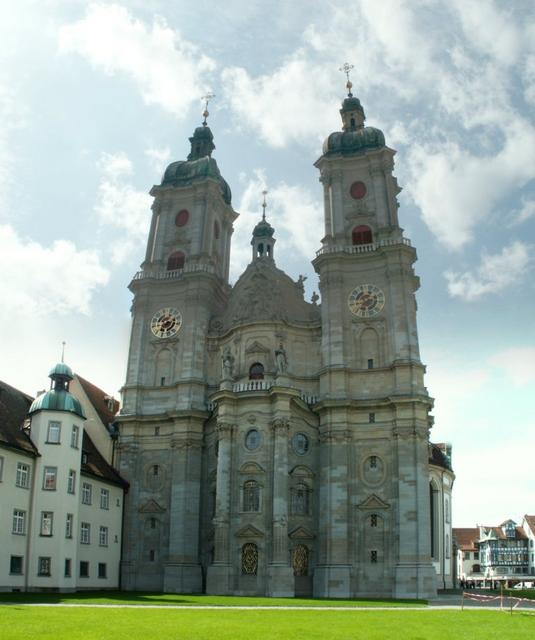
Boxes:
[175,209,189,227]
[350,181,367,200]
[292,432,309,455]
[245,429,261,451]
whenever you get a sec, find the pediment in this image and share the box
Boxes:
[245,340,270,355]
[240,461,265,475]
[288,526,315,540]
[236,524,264,538]
[357,494,390,510]
[138,499,166,514]
[289,465,315,479]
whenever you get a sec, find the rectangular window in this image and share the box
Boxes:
[81,482,92,505]
[40,511,53,536]
[10,556,23,575]
[98,562,107,579]
[100,488,109,510]
[12,509,26,535]
[99,526,108,547]
[65,513,73,539]
[80,522,90,544]
[0,455,4,481]
[43,466,57,491]
[38,557,51,576]
[370,550,378,563]
[367,358,374,369]
[79,561,89,578]
[16,462,30,488]
[47,421,61,444]
[369,412,375,423]
[70,425,79,449]
[64,558,71,577]
[474,552,479,560]
[67,469,76,494]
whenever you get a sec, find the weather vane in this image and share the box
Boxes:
[339,62,354,96]
[61,341,66,363]
[201,92,215,125]
[261,189,268,221]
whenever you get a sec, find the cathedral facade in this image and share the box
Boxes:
[116,88,453,599]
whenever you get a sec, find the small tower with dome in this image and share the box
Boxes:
[251,190,276,261]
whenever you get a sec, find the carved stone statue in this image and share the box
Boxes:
[275,343,287,374]
[297,274,307,292]
[311,291,319,305]
[221,347,234,379]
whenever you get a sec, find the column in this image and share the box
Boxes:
[206,422,234,594]
[267,417,293,596]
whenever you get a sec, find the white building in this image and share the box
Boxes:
[0,363,126,592]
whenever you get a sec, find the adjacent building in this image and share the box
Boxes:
[0,365,126,592]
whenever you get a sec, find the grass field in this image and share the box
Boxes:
[0,591,424,607]
[1,607,534,640]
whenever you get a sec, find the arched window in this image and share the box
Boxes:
[292,545,309,576]
[352,225,373,245]
[243,480,260,512]
[167,251,185,271]
[291,483,309,515]
[249,362,264,380]
[214,220,220,240]
[445,498,450,524]
[241,543,258,575]
[429,481,439,560]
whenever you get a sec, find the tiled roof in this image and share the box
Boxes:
[0,380,38,456]
[76,375,119,430]
[81,431,128,489]
[523,515,535,535]
[453,528,479,550]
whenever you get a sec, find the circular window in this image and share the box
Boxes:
[175,209,189,227]
[292,432,309,456]
[245,429,261,451]
[350,181,367,200]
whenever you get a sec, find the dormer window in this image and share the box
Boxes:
[167,251,185,271]
[249,363,264,380]
[352,225,373,245]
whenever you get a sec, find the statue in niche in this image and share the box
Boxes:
[221,347,234,379]
[275,343,288,374]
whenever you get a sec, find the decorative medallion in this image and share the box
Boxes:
[348,284,385,318]
[175,209,189,227]
[350,181,367,200]
[150,307,182,338]
[245,429,261,451]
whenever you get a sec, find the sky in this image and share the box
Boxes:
[0,0,534,528]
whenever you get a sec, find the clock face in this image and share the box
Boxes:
[151,307,182,338]
[348,284,385,318]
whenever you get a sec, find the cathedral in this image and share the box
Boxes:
[115,78,454,599]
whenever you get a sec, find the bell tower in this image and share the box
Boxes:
[311,65,436,599]
[117,99,239,594]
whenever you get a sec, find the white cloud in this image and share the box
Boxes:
[511,198,535,225]
[58,3,215,118]
[490,347,535,386]
[145,146,171,175]
[231,171,322,280]
[94,151,152,264]
[0,224,109,317]
[444,241,531,300]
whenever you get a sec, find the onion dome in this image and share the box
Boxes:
[160,113,232,204]
[322,83,385,156]
[252,217,274,238]
[29,362,85,419]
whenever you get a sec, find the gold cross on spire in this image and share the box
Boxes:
[261,189,268,221]
[201,92,215,125]
[339,62,354,96]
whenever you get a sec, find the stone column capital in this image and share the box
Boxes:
[271,418,290,433]
[216,421,235,437]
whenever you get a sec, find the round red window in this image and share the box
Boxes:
[175,209,189,227]
[350,181,367,200]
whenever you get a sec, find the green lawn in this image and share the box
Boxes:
[1,607,534,640]
[0,591,423,607]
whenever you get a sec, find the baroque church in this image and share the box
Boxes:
[115,78,454,599]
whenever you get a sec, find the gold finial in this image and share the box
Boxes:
[61,341,66,363]
[201,92,215,125]
[261,189,268,221]
[339,62,354,96]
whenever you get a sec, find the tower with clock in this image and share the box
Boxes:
[116,77,452,598]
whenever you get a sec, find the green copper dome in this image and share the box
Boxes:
[48,362,73,380]
[252,218,274,238]
[29,389,86,419]
[161,124,232,204]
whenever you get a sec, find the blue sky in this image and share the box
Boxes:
[1,1,534,527]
